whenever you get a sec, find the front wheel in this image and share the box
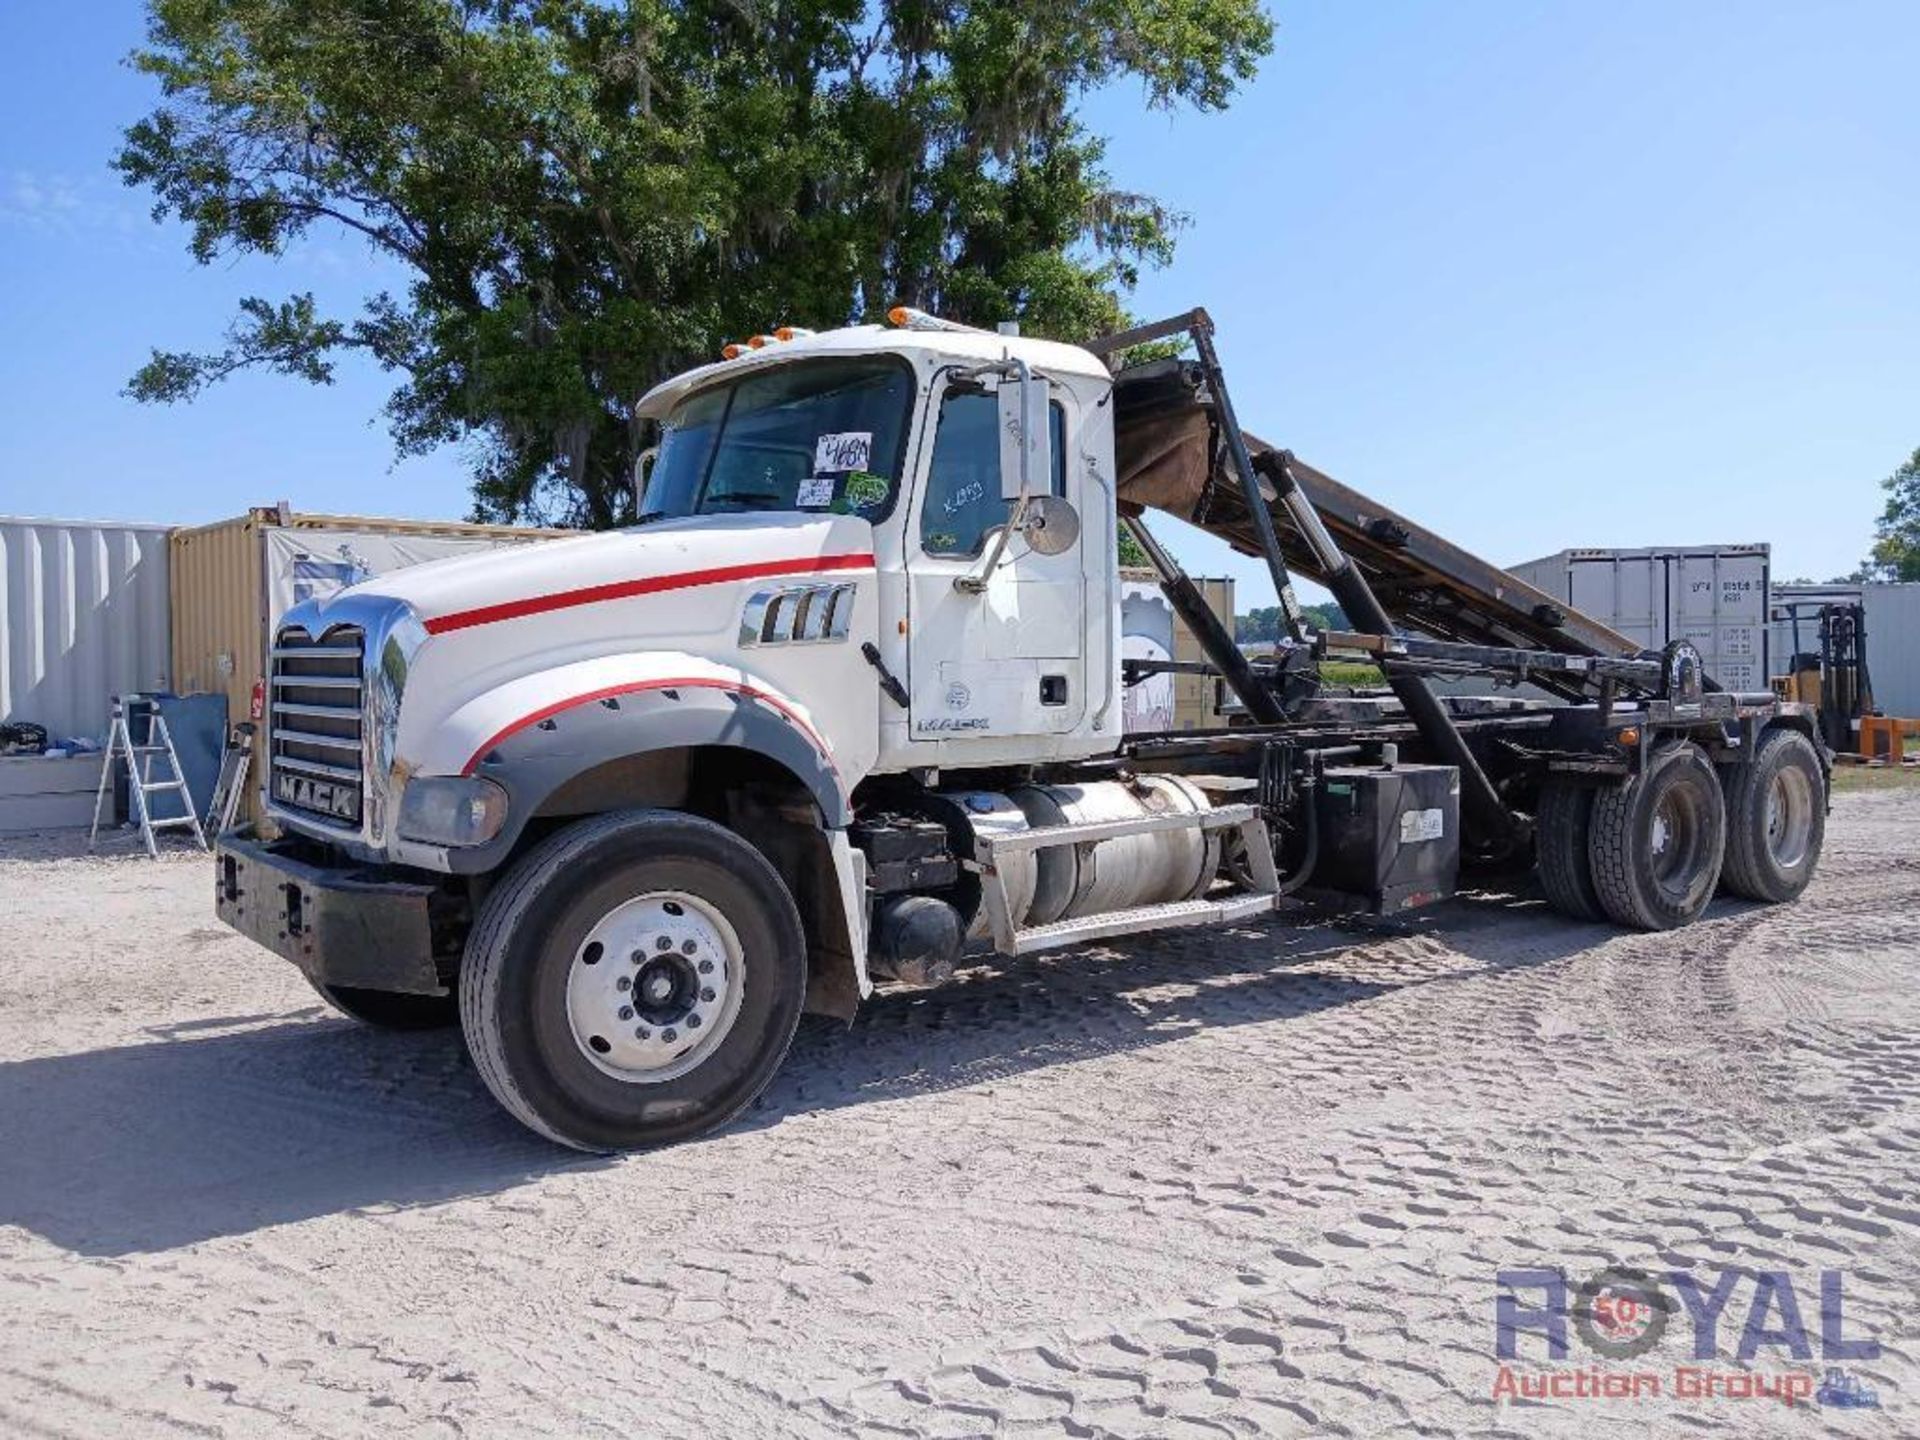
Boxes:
[459,810,807,1152]
[1589,741,1727,930]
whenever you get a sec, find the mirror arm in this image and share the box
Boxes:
[954,358,1036,594]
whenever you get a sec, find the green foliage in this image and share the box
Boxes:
[1317,660,1381,687]
[117,0,1273,525]
[1236,601,1346,643]
[1868,447,1920,581]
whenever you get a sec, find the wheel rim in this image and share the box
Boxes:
[565,890,745,1084]
[1765,763,1815,871]
[1648,783,1710,901]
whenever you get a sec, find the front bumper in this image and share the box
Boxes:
[215,831,448,996]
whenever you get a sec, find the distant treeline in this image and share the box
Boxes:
[1236,603,1348,643]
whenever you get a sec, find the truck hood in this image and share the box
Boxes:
[310,511,877,634]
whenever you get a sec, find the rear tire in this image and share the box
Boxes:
[459,809,807,1152]
[1589,742,1727,930]
[1535,781,1605,921]
[308,979,456,1030]
[1719,728,1826,903]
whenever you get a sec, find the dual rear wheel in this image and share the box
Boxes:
[1534,728,1825,930]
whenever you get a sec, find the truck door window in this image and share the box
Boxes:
[920,391,1067,557]
[638,358,914,522]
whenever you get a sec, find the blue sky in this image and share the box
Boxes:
[1,2,1914,605]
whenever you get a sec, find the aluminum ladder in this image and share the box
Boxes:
[88,696,210,858]
[974,803,1282,957]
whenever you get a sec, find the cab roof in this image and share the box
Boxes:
[634,323,1111,420]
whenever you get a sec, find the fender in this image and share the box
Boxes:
[393,652,875,1009]
[395,652,852,870]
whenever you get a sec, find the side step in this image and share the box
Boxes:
[974,802,1282,956]
[1005,893,1278,956]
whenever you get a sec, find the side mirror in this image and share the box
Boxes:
[632,444,658,512]
[997,368,1050,501]
[1018,495,1080,556]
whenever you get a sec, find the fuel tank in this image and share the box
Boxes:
[942,777,1221,940]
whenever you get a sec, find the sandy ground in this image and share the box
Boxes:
[1,787,1916,1438]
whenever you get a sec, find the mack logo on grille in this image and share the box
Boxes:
[274,771,362,823]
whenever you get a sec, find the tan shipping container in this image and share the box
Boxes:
[171,507,572,822]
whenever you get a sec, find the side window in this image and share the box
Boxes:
[920,390,1068,557]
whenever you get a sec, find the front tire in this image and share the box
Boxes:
[1719,728,1826,903]
[459,810,807,1152]
[1589,741,1727,930]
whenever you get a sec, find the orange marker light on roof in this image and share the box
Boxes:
[775,326,815,341]
[748,334,777,349]
[887,305,911,327]
[721,342,746,360]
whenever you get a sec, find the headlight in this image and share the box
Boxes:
[397,776,509,848]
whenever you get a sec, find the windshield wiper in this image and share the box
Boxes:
[704,491,787,512]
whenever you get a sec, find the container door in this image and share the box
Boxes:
[1670,550,1768,691]
[1570,556,1661,651]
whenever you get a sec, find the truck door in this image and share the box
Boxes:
[903,377,1088,749]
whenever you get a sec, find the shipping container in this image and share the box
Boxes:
[1,515,172,741]
[1770,581,1920,720]
[1117,569,1234,731]
[1511,544,1770,692]
[171,508,572,820]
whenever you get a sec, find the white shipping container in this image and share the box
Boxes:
[1511,544,1771,692]
[1,516,172,741]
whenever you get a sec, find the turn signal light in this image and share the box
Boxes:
[1616,727,1640,747]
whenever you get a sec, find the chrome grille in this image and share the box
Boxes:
[269,625,366,828]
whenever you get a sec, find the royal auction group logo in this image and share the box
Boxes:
[1494,1266,1881,1409]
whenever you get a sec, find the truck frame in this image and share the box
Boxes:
[213,307,1829,1151]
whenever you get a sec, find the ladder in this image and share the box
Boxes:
[89,696,210,858]
[974,804,1282,957]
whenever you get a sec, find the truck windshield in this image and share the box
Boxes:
[639,357,915,523]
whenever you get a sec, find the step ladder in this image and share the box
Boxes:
[205,722,255,838]
[89,696,210,858]
[974,804,1282,957]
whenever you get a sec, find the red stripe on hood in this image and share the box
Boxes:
[424,552,874,635]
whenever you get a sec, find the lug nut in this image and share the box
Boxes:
[618,1006,634,1021]
[686,1013,702,1029]
[616,976,631,992]
[698,959,714,974]
[635,1026,650,1040]
[662,1028,677,1043]
[681,939,697,954]
[656,936,673,951]
[630,951,645,966]
[700,987,715,1002]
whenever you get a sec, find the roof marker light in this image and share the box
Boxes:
[774,326,815,341]
[721,342,747,360]
[887,305,988,334]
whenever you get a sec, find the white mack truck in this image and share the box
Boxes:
[215,307,1829,1151]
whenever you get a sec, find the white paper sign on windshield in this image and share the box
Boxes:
[814,431,872,474]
